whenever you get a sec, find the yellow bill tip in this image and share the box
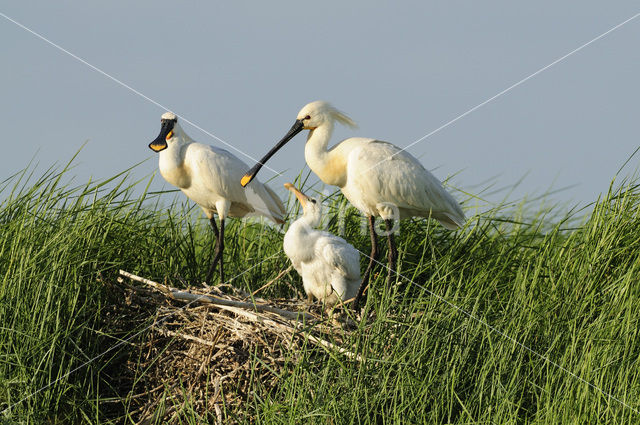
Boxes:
[283,182,295,191]
[149,141,167,152]
[240,174,252,187]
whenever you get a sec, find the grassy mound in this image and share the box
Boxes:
[0,161,639,423]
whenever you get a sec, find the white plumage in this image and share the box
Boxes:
[149,113,285,283]
[325,138,465,229]
[283,183,360,306]
[242,101,465,305]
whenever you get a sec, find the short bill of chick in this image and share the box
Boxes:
[283,183,360,307]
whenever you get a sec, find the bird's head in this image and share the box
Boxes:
[284,183,322,224]
[149,112,179,153]
[296,101,357,131]
[240,101,356,187]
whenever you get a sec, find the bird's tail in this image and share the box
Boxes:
[244,182,286,224]
[263,185,286,224]
[433,211,465,230]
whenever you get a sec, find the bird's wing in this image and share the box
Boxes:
[187,144,285,222]
[315,234,361,280]
[348,141,465,227]
[187,144,248,195]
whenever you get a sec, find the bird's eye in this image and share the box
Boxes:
[304,115,311,120]
[310,199,317,204]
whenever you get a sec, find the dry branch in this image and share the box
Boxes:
[118,269,316,322]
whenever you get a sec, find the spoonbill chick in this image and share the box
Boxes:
[283,183,360,307]
[242,101,465,306]
[149,112,285,283]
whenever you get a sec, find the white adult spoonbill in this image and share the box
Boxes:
[241,101,465,306]
[149,112,285,284]
[283,182,360,306]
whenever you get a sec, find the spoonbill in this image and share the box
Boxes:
[241,101,465,306]
[283,182,360,306]
[149,112,285,284]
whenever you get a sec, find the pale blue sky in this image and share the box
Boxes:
[2,2,639,212]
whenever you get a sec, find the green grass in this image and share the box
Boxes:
[0,159,639,424]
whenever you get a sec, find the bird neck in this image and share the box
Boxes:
[285,212,321,260]
[292,207,322,231]
[304,122,347,187]
[162,124,192,154]
[158,123,194,187]
[173,123,193,144]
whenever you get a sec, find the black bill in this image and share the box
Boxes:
[149,118,176,152]
[240,119,304,187]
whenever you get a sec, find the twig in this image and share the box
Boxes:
[251,265,293,296]
[215,304,363,361]
[157,328,221,348]
[303,332,364,362]
[118,270,317,322]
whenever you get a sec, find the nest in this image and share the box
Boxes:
[104,270,360,424]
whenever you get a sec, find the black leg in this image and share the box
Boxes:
[205,216,225,284]
[353,215,379,309]
[385,219,397,286]
[218,218,225,283]
[209,217,219,239]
